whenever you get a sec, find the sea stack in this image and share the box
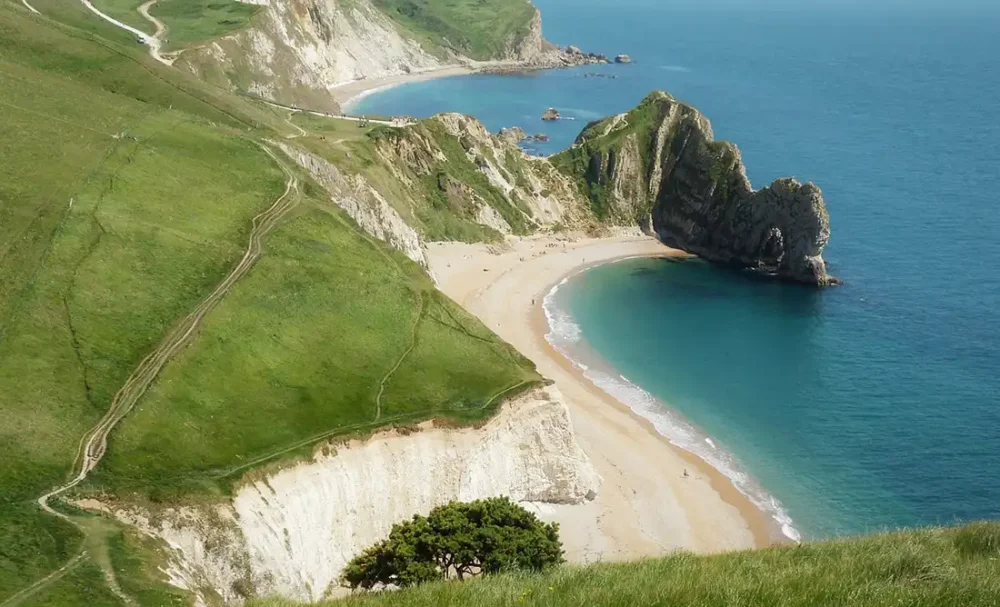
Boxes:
[542,108,561,121]
[615,54,633,64]
[554,91,835,286]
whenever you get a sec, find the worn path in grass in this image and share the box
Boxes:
[77,0,170,65]
[5,146,299,607]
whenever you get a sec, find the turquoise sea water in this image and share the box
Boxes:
[357,1,1000,540]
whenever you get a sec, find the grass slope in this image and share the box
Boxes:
[371,0,537,60]
[1,3,538,603]
[90,0,258,51]
[255,523,1000,607]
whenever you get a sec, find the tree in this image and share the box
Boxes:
[341,497,564,590]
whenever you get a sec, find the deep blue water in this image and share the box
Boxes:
[357,2,1000,539]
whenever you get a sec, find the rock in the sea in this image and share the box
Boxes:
[527,133,550,143]
[498,126,528,145]
[542,108,561,121]
[553,91,835,286]
[615,54,633,64]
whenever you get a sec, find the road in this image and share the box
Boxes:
[76,0,170,65]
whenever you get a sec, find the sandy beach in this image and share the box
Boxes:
[333,66,474,111]
[426,232,777,563]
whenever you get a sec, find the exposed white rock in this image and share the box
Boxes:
[430,113,586,227]
[178,0,447,111]
[101,387,599,604]
[475,201,513,235]
[274,141,428,267]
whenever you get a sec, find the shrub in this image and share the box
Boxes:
[341,497,564,590]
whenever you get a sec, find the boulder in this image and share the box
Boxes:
[541,108,561,121]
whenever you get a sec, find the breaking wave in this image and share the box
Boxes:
[543,274,801,544]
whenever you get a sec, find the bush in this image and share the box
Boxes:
[341,497,564,590]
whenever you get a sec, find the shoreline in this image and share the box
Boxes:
[333,65,475,112]
[332,56,605,112]
[426,233,780,563]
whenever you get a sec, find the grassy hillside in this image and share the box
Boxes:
[371,0,538,59]
[90,0,259,51]
[87,0,535,58]
[255,523,1000,607]
[0,3,539,604]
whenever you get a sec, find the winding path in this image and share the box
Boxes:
[244,94,414,128]
[5,146,298,607]
[76,0,171,65]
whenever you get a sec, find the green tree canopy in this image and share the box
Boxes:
[341,497,564,590]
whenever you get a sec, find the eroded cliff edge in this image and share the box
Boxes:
[87,387,599,604]
[553,92,835,286]
[178,0,600,112]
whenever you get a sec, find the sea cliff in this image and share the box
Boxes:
[87,388,599,604]
[177,0,604,112]
[554,92,835,285]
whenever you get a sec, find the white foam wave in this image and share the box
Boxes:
[660,65,692,73]
[543,279,801,544]
[543,278,582,344]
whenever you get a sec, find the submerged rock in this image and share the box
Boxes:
[554,91,836,286]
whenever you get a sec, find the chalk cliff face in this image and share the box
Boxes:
[176,0,580,113]
[366,113,593,239]
[178,0,445,112]
[102,387,599,604]
[555,92,835,285]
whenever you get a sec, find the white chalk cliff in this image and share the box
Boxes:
[109,387,600,604]
[180,0,446,111]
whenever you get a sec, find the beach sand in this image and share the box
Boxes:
[333,66,474,111]
[426,233,777,563]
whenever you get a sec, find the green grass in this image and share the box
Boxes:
[151,0,259,51]
[0,5,289,598]
[371,0,537,60]
[252,523,1000,607]
[2,3,542,601]
[89,0,259,51]
[88,195,540,500]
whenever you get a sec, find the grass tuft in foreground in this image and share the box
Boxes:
[252,523,1000,607]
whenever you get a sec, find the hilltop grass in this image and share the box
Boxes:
[3,2,537,602]
[0,4,288,599]
[371,0,537,60]
[253,523,1000,607]
[151,0,259,51]
[90,0,259,51]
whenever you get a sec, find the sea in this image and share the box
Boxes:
[354,0,1000,541]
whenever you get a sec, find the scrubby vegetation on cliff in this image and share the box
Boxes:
[258,523,1000,607]
[371,0,538,59]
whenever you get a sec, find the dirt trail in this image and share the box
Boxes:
[74,0,171,65]
[245,95,414,128]
[6,145,298,607]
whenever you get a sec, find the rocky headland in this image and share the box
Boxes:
[553,92,836,286]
